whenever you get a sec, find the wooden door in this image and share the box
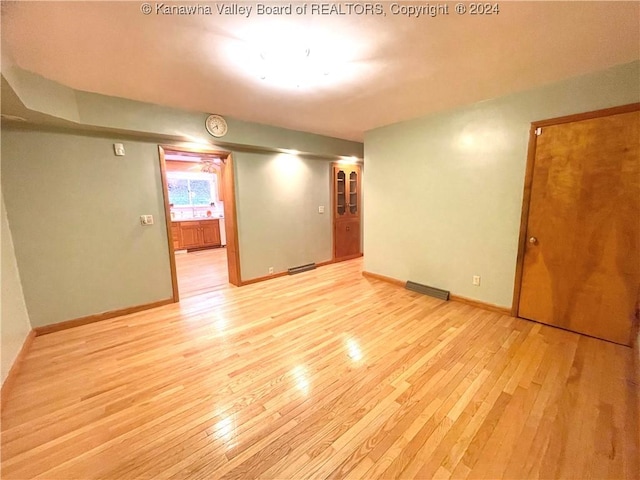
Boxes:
[201,220,221,247]
[518,108,640,345]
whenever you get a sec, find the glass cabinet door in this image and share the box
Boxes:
[336,169,346,216]
[349,170,358,215]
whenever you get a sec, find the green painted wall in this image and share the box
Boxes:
[2,63,363,158]
[363,61,640,308]
[234,152,333,279]
[1,65,363,328]
[1,196,32,383]
[1,130,173,327]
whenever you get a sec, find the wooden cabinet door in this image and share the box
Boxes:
[346,167,360,218]
[201,220,221,247]
[334,165,348,219]
[179,222,201,249]
[170,224,181,249]
[518,109,639,346]
[335,219,360,259]
[333,165,361,220]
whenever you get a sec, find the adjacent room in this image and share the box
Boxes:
[1,1,638,479]
[164,148,229,297]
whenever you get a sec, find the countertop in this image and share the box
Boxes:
[171,217,223,223]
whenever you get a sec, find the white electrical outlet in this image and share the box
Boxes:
[318,206,325,214]
[268,267,274,274]
[472,275,481,286]
[140,215,154,226]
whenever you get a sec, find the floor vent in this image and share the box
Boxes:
[288,263,317,275]
[405,281,450,300]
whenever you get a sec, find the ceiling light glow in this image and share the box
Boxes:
[338,156,360,164]
[222,21,373,92]
[259,46,329,89]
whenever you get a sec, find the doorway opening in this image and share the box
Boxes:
[158,145,241,301]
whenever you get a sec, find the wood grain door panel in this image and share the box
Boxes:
[170,224,181,249]
[518,110,640,345]
[335,219,361,259]
[179,223,201,249]
[201,220,221,246]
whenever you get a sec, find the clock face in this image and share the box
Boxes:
[205,114,228,137]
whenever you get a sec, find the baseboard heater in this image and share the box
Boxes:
[405,280,450,301]
[288,263,317,275]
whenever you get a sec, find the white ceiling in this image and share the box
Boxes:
[1,1,638,141]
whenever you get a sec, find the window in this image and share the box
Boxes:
[167,171,216,206]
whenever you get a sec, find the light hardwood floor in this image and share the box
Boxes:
[1,259,637,479]
[175,248,229,298]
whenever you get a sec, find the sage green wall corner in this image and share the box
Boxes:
[1,59,80,123]
[1,129,173,328]
[234,152,333,279]
[363,61,640,308]
[1,195,32,383]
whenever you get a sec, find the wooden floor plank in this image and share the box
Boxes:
[175,247,229,298]
[1,258,637,479]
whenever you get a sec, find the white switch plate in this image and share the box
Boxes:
[140,215,154,226]
[472,275,481,286]
[114,143,125,156]
[318,206,325,214]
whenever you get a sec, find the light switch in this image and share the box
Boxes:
[140,215,154,226]
[318,206,325,214]
[114,143,125,156]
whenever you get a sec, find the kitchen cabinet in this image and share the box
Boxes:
[201,220,221,246]
[333,163,361,260]
[179,221,202,249]
[172,219,221,250]
[170,224,180,249]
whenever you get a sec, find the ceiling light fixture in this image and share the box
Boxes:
[223,23,372,91]
[259,46,330,89]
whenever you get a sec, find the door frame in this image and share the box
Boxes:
[510,102,640,316]
[158,144,242,302]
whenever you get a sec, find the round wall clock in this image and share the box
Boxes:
[205,114,228,137]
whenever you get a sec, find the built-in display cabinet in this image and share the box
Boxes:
[333,163,361,260]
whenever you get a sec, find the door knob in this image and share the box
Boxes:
[529,236,538,244]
